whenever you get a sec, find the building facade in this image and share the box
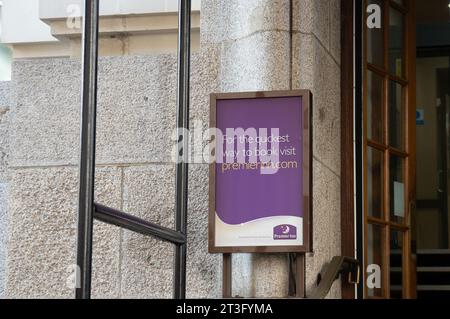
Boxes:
[2,0,450,300]
[0,0,342,299]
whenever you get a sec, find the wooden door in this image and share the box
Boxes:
[363,0,416,299]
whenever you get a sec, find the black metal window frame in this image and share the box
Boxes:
[75,0,191,299]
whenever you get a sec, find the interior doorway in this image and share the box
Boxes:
[415,53,449,250]
[412,0,450,299]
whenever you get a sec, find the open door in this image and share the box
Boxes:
[362,0,417,298]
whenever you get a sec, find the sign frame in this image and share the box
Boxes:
[208,90,313,254]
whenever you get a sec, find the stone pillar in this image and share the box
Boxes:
[200,0,342,298]
[201,0,292,297]
[292,0,342,298]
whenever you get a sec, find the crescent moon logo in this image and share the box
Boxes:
[282,225,290,234]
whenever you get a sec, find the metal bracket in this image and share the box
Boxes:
[309,256,360,299]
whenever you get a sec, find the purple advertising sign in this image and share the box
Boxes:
[209,91,312,253]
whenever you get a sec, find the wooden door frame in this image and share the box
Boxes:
[340,0,358,299]
[340,0,367,299]
[340,0,417,299]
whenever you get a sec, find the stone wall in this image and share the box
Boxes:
[0,80,12,298]
[4,51,221,298]
[2,0,341,298]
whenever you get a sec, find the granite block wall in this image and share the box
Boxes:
[1,0,341,299]
[0,80,12,298]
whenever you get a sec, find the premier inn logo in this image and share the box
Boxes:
[273,224,297,240]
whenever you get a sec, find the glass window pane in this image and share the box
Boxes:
[390,155,405,223]
[390,229,404,298]
[367,0,384,67]
[368,224,384,297]
[368,147,384,219]
[389,81,404,149]
[389,8,404,77]
[367,71,384,142]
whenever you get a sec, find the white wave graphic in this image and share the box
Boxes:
[215,214,303,247]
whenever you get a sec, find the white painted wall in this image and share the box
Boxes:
[1,0,201,44]
[0,0,56,44]
[39,0,201,19]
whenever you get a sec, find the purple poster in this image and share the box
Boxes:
[214,95,305,248]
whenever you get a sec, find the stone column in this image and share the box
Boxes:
[201,0,342,298]
[202,0,293,298]
[292,0,342,298]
